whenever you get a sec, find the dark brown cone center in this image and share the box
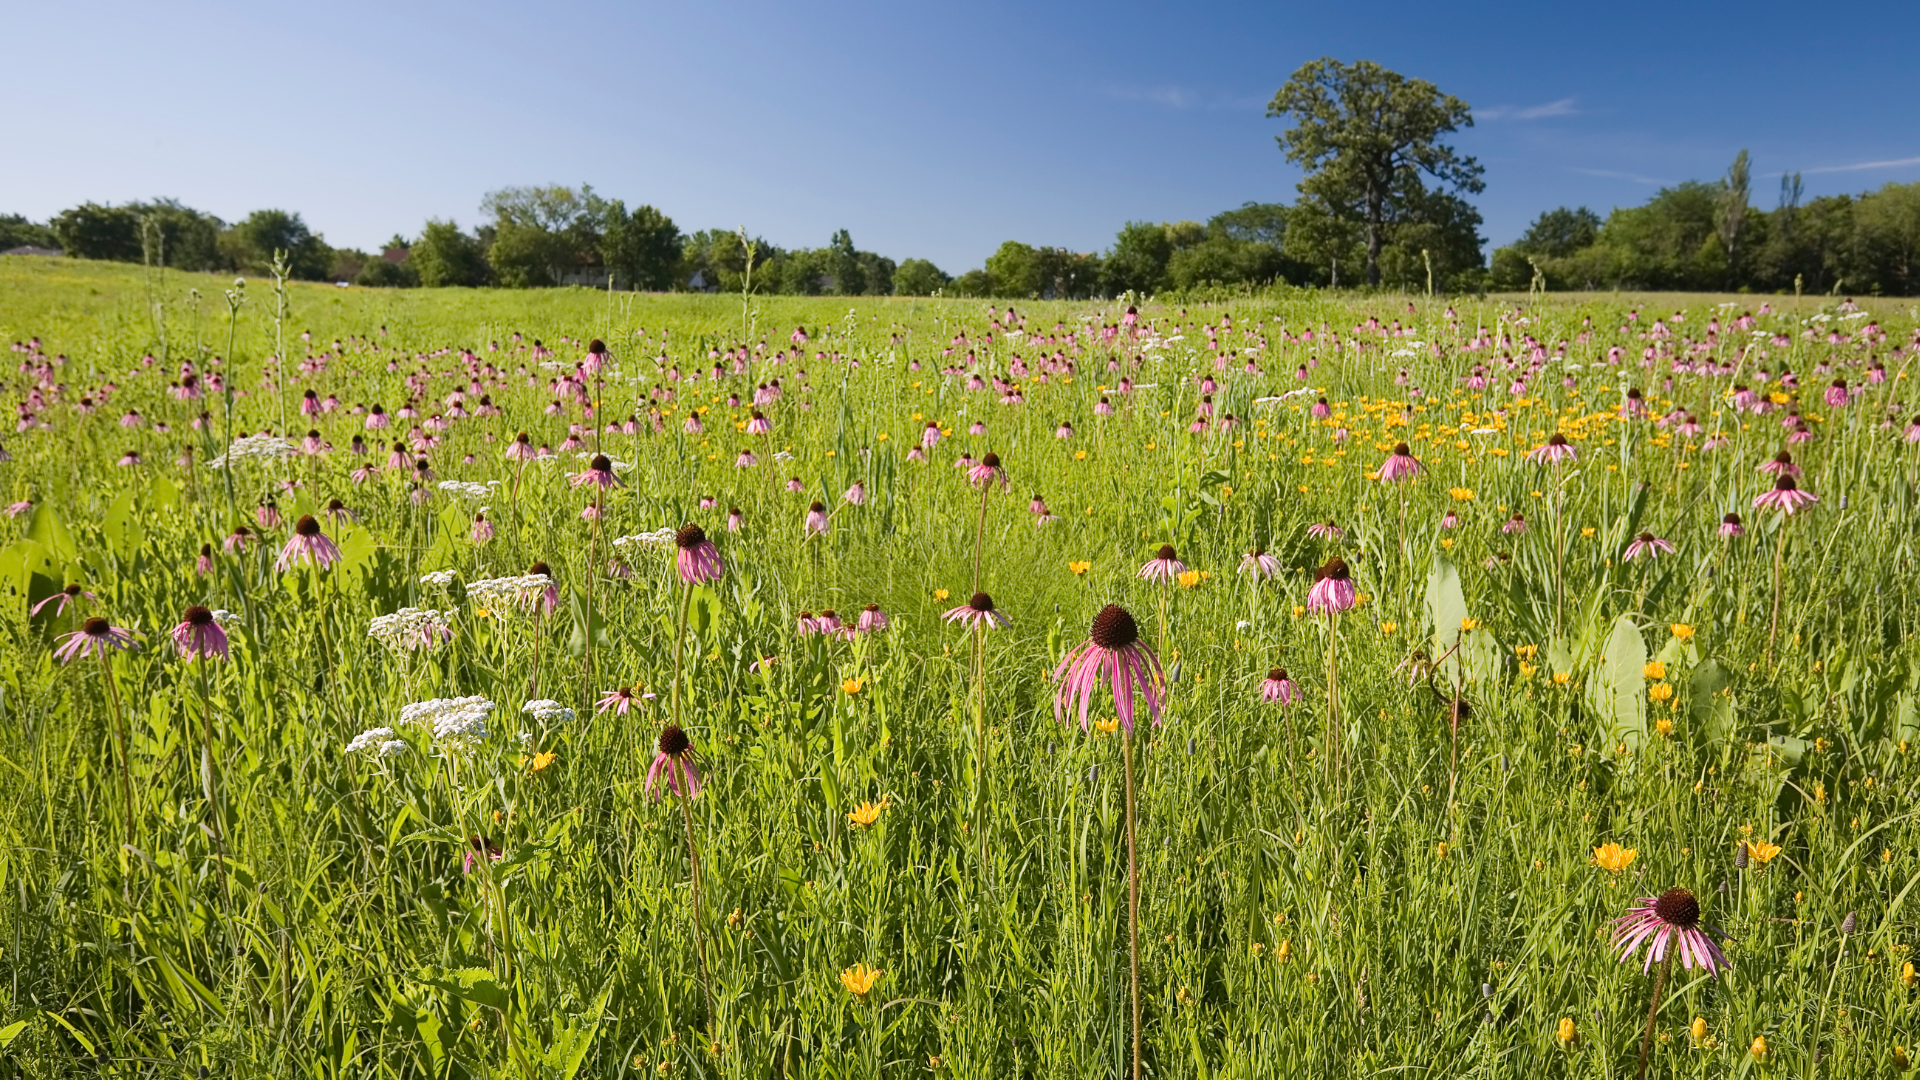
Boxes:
[1155,544,1178,561]
[676,524,708,549]
[1090,603,1138,649]
[1654,887,1700,928]
[658,725,692,757]
[295,515,322,537]
[185,605,214,626]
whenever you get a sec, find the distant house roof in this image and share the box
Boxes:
[2,246,63,257]
[381,245,409,264]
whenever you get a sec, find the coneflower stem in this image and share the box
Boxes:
[583,490,602,710]
[1122,728,1143,1080]
[677,779,717,1029]
[196,656,229,909]
[1767,518,1788,665]
[101,655,135,850]
[672,584,693,733]
[970,485,989,594]
[1636,952,1671,1080]
[972,624,988,869]
[1324,613,1340,787]
[1553,462,1565,641]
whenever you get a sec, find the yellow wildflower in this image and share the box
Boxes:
[1656,717,1674,737]
[1648,682,1674,703]
[1746,840,1783,867]
[1591,842,1636,873]
[1176,570,1201,589]
[1750,1035,1768,1062]
[933,588,949,601]
[1671,623,1695,640]
[847,800,887,828]
[1643,660,1666,680]
[1460,617,1479,631]
[1515,644,1538,660]
[1556,1017,1577,1047]
[1094,717,1120,736]
[1381,621,1397,636]
[1069,560,1090,576]
[839,963,883,999]
[529,750,557,774]
[1902,961,1915,987]
[1689,1017,1708,1046]
[1552,672,1572,686]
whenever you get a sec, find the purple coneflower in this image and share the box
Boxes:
[803,500,830,538]
[572,454,619,488]
[1824,379,1849,408]
[116,450,141,467]
[1260,667,1296,704]
[1613,888,1729,976]
[255,501,282,530]
[55,616,141,664]
[674,524,724,584]
[746,410,772,435]
[1528,432,1577,465]
[727,507,744,532]
[1094,397,1113,417]
[325,498,356,525]
[1307,557,1356,615]
[1239,550,1282,580]
[596,687,642,715]
[1377,442,1423,483]
[1441,511,1459,529]
[1623,532,1675,561]
[276,515,342,573]
[1758,451,1800,478]
[942,591,1008,631]
[1054,602,1163,733]
[1503,512,1528,535]
[1719,513,1745,538]
[506,432,537,462]
[785,477,804,493]
[528,561,559,614]
[844,481,866,506]
[195,543,214,575]
[645,725,702,799]
[967,451,1007,490]
[463,835,503,875]
[1138,544,1185,583]
[1905,415,1920,443]
[1307,521,1344,541]
[856,603,889,632]
[472,513,494,543]
[172,605,229,660]
[922,421,941,449]
[223,525,253,554]
[5,500,31,518]
[31,582,93,618]
[1753,475,1818,515]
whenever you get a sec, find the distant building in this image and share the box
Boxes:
[688,270,718,293]
[2,246,64,257]
[381,245,409,264]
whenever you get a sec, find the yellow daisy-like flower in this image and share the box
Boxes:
[1750,1034,1768,1062]
[839,962,883,999]
[1176,570,1201,589]
[1648,682,1674,703]
[1643,660,1666,680]
[842,677,866,695]
[1556,1017,1577,1047]
[1381,621,1397,635]
[1671,623,1695,640]
[1552,671,1572,686]
[933,589,949,601]
[1745,840,1783,867]
[1514,644,1538,660]
[847,799,887,828]
[529,750,557,774]
[1093,717,1120,736]
[1460,617,1479,632]
[1069,560,1091,576]
[1591,841,1636,873]
[1689,1017,1709,1046]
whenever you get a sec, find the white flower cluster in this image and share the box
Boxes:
[208,433,298,469]
[611,528,676,551]
[400,696,495,750]
[344,726,408,757]
[367,607,453,651]
[574,452,634,469]
[436,480,496,500]
[522,699,575,724]
[466,574,550,608]
[419,569,458,588]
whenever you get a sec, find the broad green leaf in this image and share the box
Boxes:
[1589,616,1646,751]
[414,965,511,1013]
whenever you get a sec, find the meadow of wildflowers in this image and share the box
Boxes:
[3,255,1920,1077]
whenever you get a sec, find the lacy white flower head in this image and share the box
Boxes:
[419,569,458,589]
[522,698,576,724]
[466,574,551,609]
[611,528,676,552]
[772,450,794,462]
[345,726,408,757]
[368,607,453,651]
[209,433,298,469]
[437,480,493,501]
[401,695,494,750]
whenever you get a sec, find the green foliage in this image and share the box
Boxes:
[892,257,950,296]
[598,200,682,292]
[1102,221,1172,294]
[411,220,491,288]
[226,208,331,280]
[1268,57,1484,287]
[50,201,144,261]
[0,213,57,251]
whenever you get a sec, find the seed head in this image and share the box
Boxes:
[295,515,322,537]
[1653,887,1700,929]
[676,523,708,549]
[529,561,551,577]
[1089,603,1139,649]
[1392,442,1411,456]
[185,605,214,626]
[982,451,1001,468]
[83,616,111,636]
[1315,557,1351,582]
[657,725,692,758]
[590,454,612,472]
[1155,544,1177,561]
[968,592,996,612]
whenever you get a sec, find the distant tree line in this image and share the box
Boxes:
[1490,155,1920,296]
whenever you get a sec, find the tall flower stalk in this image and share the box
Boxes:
[943,592,1008,865]
[1055,603,1165,1080]
[648,726,715,1028]
[1307,558,1355,784]
[1612,887,1729,1080]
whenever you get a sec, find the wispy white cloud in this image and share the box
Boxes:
[1480,98,1579,121]
[1568,166,1667,186]
[1800,155,1920,174]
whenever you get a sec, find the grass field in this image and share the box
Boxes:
[2,255,1919,1078]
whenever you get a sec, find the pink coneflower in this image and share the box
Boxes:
[31,582,94,618]
[1239,550,1282,580]
[412,458,435,485]
[325,498,356,525]
[1054,603,1164,733]
[1528,432,1577,465]
[1377,442,1422,482]
[683,414,703,434]
[527,561,559,613]
[506,432,537,462]
[727,507,743,532]
[276,515,342,573]
[5,500,31,518]
[856,603,889,632]
[365,404,390,429]
[1055,421,1074,440]
[572,454,620,488]
[785,477,804,493]
[255,501,282,530]
[815,609,844,634]
[844,481,867,506]
[943,591,1008,631]
[116,450,142,467]
[1623,532,1675,561]
[922,422,941,449]
[795,610,821,636]
[698,496,717,510]
[1620,387,1646,418]
[803,500,830,538]
[1139,544,1186,582]
[735,449,757,468]
[746,410,772,436]
[646,725,703,799]
[1824,379,1849,408]
[1758,451,1800,478]
[54,616,141,664]
[1503,512,1528,535]
[1719,513,1746,538]
[172,605,229,660]
[674,523,724,584]
[1754,475,1818,515]
[1307,521,1344,541]
[472,512,494,543]
[1094,397,1113,417]
[195,543,214,575]
[1307,557,1356,614]
[967,451,1007,490]
[301,389,320,416]
[1787,422,1814,445]
[1440,511,1459,529]
[1613,888,1729,976]
[1260,667,1296,704]
[596,687,647,715]
[463,835,504,875]
[1311,397,1331,419]
[223,525,253,554]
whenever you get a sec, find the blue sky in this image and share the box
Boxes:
[4,0,1917,273]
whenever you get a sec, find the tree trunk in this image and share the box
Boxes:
[1365,187,1384,288]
